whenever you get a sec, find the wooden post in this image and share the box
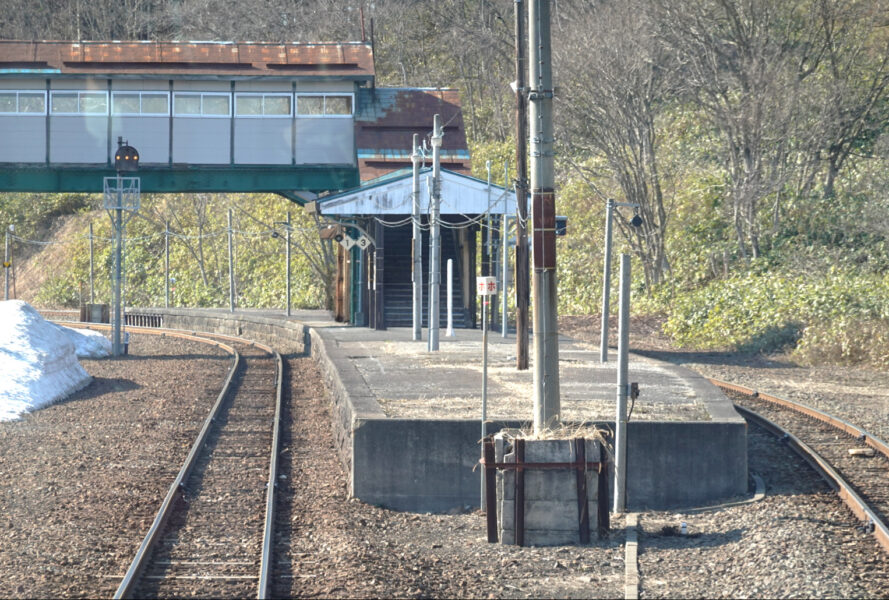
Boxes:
[575,438,590,544]
[598,440,611,535]
[514,438,526,547]
[483,437,498,543]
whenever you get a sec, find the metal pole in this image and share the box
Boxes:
[446,258,455,337]
[412,133,423,341]
[485,161,493,330]
[164,220,169,309]
[428,114,442,351]
[112,204,123,355]
[514,0,530,371]
[502,162,510,337]
[614,253,631,513]
[228,209,235,313]
[529,0,560,433]
[87,221,94,304]
[4,227,8,301]
[286,211,292,317]
[600,199,614,363]
[481,293,488,509]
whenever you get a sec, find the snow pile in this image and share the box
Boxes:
[0,300,109,421]
[60,324,112,358]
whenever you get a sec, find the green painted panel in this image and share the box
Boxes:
[0,165,359,194]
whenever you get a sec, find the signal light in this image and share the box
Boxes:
[114,138,140,172]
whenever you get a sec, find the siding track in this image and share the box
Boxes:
[711,378,889,554]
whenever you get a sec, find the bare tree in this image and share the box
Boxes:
[555,0,674,288]
[809,0,889,200]
[654,0,826,260]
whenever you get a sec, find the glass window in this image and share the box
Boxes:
[325,95,352,115]
[80,93,107,114]
[0,93,15,113]
[141,93,168,115]
[236,95,262,116]
[264,95,291,115]
[174,94,201,115]
[297,96,324,116]
[19,93,45,114]
[51,93,78,113]
[202,95,229,116]
[113,93,140,115]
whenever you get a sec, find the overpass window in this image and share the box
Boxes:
[234,93,292,117]
[50,91,108,115]
[296,94,353,117]
[112,92,169,116]
[325,95,352,115]
[0,91,46,115]
[173,92,231,117]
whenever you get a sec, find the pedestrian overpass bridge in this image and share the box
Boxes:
[0,40,470,202]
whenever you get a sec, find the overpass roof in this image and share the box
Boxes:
[0,40,374,80]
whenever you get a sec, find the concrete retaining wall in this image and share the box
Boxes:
[126,308,748,513]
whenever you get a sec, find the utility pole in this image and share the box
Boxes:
[529,0,560,432]
[228,208,235,313]
[164,220,170,309]
[428,114,443,351]
[412,133,423,341]
[502,161,510,338]
[514,0,530,370]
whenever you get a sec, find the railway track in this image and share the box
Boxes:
[65,324,284,599]
[711,378,889,554]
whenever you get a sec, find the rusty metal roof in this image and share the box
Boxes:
[355,88,470,181]
[0,40,374,78]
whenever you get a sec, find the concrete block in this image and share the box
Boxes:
[499,499,597,532]
[499,468,598,502]
[495,436,600,545]
[500,529,582,546]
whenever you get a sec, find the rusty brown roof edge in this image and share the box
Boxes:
[0,40,374,76]
[0,40,372,47]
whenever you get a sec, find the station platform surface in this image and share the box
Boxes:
[126,307,749,512]
[311,323,727,424]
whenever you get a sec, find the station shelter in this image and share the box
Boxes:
[318,166,516,330]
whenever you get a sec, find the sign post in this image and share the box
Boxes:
[477,275,498,508]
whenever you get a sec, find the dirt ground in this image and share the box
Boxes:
[560,313,889,440]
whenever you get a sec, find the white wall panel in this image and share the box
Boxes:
[234,119,291,164]
[0,116,45,162]
[49,116,108,163]
[172,118,230,164]
[294,118,354,164]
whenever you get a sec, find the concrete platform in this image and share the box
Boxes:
[127,308,748,513]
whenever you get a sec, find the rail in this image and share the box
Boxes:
[710,378,889,554]
[58,322,283,598]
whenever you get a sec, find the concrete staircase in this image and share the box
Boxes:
[382,224,470,328]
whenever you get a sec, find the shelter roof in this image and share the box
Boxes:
[355,88,470,181]
[318,168,514,216]
[0,40,374,79]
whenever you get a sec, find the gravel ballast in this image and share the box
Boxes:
[2,323,889,597]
